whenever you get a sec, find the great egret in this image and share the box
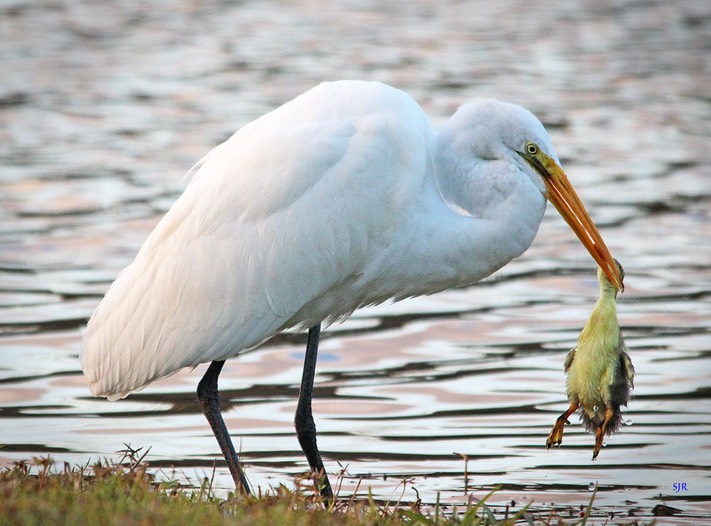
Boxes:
[547,259,633,459]
[81,80,622,499]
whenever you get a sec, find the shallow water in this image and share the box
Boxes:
[1,0,710,523]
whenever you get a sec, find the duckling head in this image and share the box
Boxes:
[598,258,624,296]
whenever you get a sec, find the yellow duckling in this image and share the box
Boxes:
[546,259,634,460]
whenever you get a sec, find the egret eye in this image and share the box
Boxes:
[525,142,539,155]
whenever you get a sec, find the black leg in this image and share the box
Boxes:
[294,324,333,500]
[197,360,250,494]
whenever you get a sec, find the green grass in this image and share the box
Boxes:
[0,451,649,526]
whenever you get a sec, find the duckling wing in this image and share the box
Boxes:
[609,340,634,409]
[563,347,576,372]
[621,348,635,388]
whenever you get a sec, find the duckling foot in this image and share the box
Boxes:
[547,402,579,449]
[547,417,567,448]
[592,406,614,460]
[592,427,603,460]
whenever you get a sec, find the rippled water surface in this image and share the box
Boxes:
[2,1,710,523]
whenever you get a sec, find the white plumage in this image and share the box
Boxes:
[81,80,621,496]
[82,81,553,397]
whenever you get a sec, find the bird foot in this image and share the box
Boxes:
[547,402,579,449]
[591,406,614,460]
[546,415,569,448]
[592,426,605,460]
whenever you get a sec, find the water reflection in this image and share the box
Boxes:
[1,0,710,521]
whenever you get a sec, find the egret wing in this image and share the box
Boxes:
[81,81,431,399]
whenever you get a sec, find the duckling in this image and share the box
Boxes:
[546,259,634,460]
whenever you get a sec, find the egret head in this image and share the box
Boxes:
[516,141,624,292]
[435,99,622,291]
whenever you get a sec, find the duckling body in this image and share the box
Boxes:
[547,260,634,459]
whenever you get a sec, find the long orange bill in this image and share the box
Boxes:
[518,148,624,292]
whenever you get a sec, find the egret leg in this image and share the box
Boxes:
[197,360,250,494]
[294,324,334,500]
[546,401,579,449]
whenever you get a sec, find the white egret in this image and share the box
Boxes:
[81,80,622,499]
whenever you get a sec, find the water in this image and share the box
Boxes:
[1,0,710,522]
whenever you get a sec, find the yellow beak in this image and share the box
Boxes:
[518,146,624,292]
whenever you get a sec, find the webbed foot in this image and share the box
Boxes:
[547,416,568,448]
[546,401,579,449]
[592,406,615,460]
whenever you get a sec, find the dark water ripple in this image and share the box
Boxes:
[2,0,710,522]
